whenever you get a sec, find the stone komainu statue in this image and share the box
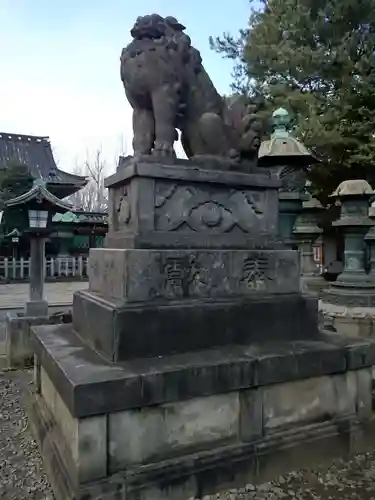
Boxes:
[120,14,262,161]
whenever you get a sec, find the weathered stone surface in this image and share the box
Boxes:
[120,14,263,161]
[319,330,375,369]
[104,159,280,249]
[29,381,375,500]
[88,248,300,302]
[73,291,318,361]
[321,287,375,307]
[336,372,357,416]
[109,393,239,470]
[356,368,372,419]
[31,323,375,419]
[6,312,51,369]
[239,388,263,441]
[335,315,373,337]
[25,299,49,317]
[40,367,107,483]
[263,373,357,430]
[27,17,375,500]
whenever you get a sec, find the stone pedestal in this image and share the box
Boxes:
[29,325,375,500]
[29,159,375,500]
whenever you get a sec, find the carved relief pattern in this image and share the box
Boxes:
[154,181,264,234]
[117,186,131,225]
[108,184,132,232]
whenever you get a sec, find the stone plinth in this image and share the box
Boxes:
[73,158,306,362]
[104,157,280,249]
[29,159,375,500]
[73,291,316,361]
[29,324,375,500]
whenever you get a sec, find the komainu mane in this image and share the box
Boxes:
[120,13,262,163]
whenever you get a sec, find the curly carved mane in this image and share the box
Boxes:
[120,14,263,159]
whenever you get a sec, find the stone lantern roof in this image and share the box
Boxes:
[330,179,373,197]
[258,108,317,167]
[330,179,374,229]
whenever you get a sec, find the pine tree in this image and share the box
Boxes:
[0,161,34,208]
[211,0,375,201]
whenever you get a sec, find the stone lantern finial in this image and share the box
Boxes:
[257,108,317,167]
[272,107,291,137]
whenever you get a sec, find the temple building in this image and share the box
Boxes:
[0,132,108,258]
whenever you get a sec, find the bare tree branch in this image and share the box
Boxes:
[67,148,108,212]
[67,139,128,213]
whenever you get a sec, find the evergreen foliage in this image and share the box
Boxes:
[211,0,375,201]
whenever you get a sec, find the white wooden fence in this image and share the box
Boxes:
[0,256,89,282]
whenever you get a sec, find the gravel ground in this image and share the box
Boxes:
[0,370,53,500]
[1,370,375,499]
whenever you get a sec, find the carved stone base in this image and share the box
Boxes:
[29,323,375,500]
[104,157,280,250]
[81,245,307,361]
[88,248,300,302]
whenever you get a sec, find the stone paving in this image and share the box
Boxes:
[0,281,87,309]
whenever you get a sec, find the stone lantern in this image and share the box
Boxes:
[258,107,318,247]
[293,194,325,296]
[320,179,375,337]
[330,180,374,285]
[4,179,73,368]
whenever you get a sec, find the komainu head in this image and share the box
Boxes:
[130,14,166,39]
